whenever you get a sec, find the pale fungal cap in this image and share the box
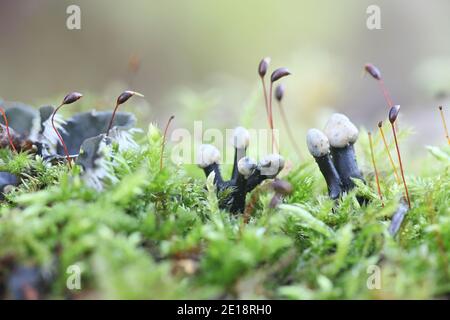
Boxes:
[237,156,257,177]
[259,154,285,176]
[231,127,250,149]
[306,128,330,158]
[323,113,359,148]
[197,144,220,168]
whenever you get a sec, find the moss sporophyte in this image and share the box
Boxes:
[0,58,448,299]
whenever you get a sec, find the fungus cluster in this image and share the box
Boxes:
[306,113,364,200]
[198,127,285,213]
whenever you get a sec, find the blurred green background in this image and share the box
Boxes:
[1,0,450,148]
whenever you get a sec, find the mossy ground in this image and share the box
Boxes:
[0,117,449,299]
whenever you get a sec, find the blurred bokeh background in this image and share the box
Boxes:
[1,0,450,151]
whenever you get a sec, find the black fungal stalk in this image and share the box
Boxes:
[324,113,364,192]
[231,126,249,180]
[229,156,257,213]
[306,128,343,200]
[197,144,224,187]
[245,153,285,193]
[198,127,284,213]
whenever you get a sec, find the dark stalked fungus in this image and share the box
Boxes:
[197,144,223,186]
[76,134,117,191]
[306,128,343,200]
[230,156,258,213]
[245,153,285,193]
[230,126,250,180]
[106,90,144,137]
[323,113,364,192]
[197,127,284,213]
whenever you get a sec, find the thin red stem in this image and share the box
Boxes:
[160,115,175,170]
[391,123,411,208]
[368,132,383,206]
[378,79,393,108]
[278,101,302,160]
[378,125,401,185]
[261,78,270,125]
[0,108,17,153]
[438,106,450,145]
[268,82,278,153]
[378,79,399,131]
[262,78,278,152]
[106,102,120,137]
[52,104,72,168]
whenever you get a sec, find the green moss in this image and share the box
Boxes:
[0,122,448,299]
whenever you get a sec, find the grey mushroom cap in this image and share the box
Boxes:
[306,128,330,158]
[324,113,359,148]
[237,156,257,178]
[231,127,250,149]
[258,154,285,177]
[197,144,221,168]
